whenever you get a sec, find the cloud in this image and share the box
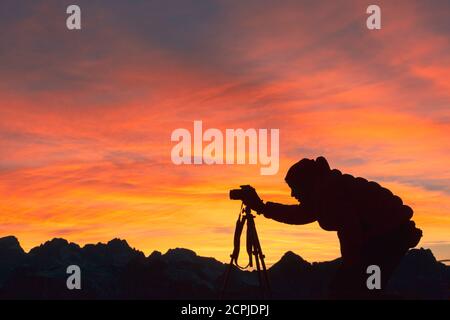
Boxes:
[372,176,450,195]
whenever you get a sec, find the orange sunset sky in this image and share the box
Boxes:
[0,0,449,265]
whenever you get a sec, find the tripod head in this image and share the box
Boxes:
[241,203,253,217]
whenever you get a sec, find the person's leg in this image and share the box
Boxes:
[362,229,411,298]
[329,235,410,299]
[328,263,368,299]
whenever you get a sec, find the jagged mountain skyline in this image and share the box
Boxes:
[1,0,449,265]
[0,235,448,299]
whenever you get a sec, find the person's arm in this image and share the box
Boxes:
[238,185,316,225]
[259,202,317,225]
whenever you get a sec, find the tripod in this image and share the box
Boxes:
[220,204,271,299]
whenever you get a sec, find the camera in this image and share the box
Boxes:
[229,185,252,200]
[229,188,244,200]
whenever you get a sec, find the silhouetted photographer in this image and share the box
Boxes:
[232,156,422,299]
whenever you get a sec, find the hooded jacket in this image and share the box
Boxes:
[262,157,422,256]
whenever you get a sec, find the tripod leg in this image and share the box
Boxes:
[257,248,272,298]
[250,220,272,298]
[220,257,234,299]
[253,248,266,299]
[247,216,266,299]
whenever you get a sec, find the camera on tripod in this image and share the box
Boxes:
[221,185,271,299]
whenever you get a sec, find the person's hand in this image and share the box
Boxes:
[240,185,265,213]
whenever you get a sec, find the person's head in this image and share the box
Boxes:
[285,156,330,203]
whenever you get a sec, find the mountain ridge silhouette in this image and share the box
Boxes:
[0,236,448,299]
